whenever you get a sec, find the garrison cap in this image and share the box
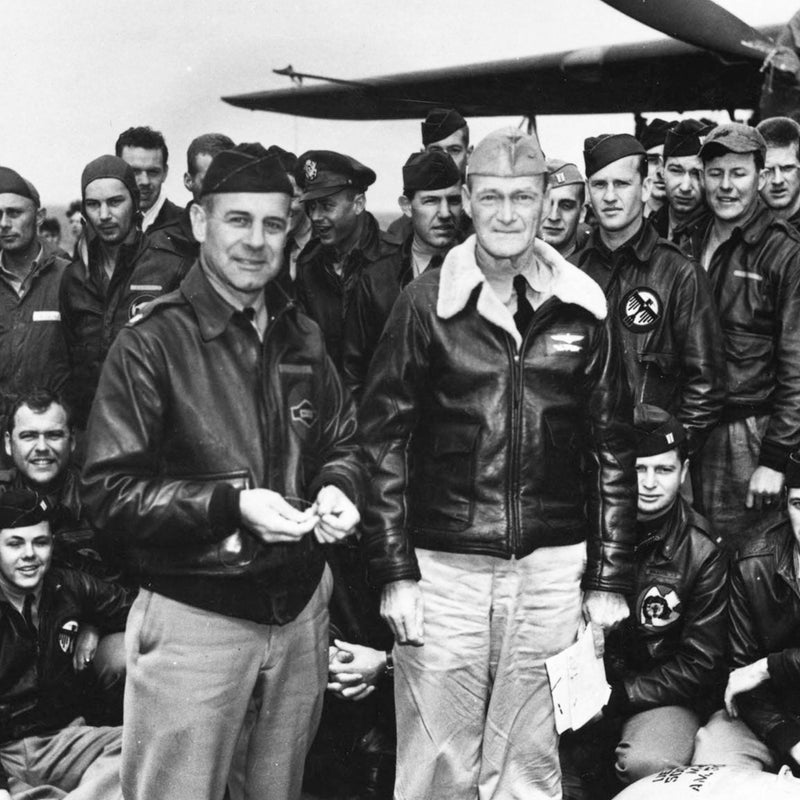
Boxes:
[787,452,800,489]
[0,490,52,531]
[402,151,461,194]
[0,168,40,207]
[421,108,467,146]
[663,119,713,160]
[81,156,139,210]
[699,123,766,162]
[200,144,292,198]
[294,151,376,201]
[468,128,546,178]
[546,158,584,188]
[583,134,645,178]
[633,404,686,458]
[266,145,298,173]
[638,118,673,151]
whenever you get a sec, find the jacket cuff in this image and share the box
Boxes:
[766,719,800,757]
[208,483,242,540]
[758,440,789,473]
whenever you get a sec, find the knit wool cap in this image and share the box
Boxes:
[633,404,686,458]
[81,155,139,210]
[584,134,645,178]
[663,119,713,160]
[0,490,52,531]
[421,108,467,146]
[200,145,292,198]
[546,158,585,188]
[402,151,461,194]
[0,167,40,207]
[468,128,547,178]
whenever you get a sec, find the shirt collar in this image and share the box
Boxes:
[141,192,168,232]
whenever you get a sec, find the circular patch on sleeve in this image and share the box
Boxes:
[636,584,682,629]
[129,293,157,320]
[620,287,662,333]
[58,619,79,654]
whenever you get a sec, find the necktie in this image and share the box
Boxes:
[22,593,35,631]
[242,307,256,322]
[513,274,534,335]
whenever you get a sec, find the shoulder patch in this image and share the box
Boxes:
[126,289,184,327]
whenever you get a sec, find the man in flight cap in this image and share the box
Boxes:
[359,127,636,799]
[81,145,365,800]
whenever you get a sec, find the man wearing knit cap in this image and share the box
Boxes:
[82,145,364,800]
[757,116,800,230]
[638,118,673,218]
[359,127,637,799]
[574,133,725,460]
[342,149,463,400]
[0,167,71,431]
[686,122,800,552]
[650,118,712,252]
[294,150,399,372]
[561,404,727,796]
[690,449,800,775]
[540,158,590,258]
[59,155,193,433]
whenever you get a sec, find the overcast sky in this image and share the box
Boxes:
[2,0,797,214]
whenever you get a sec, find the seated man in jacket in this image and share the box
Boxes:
[561,405,728,799]
[691,451,800,775]
[0,488,130,800]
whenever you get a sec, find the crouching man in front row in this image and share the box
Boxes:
[0,489,129,799]
[561,405,728,799]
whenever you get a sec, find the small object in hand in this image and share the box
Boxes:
[384,650,394,678]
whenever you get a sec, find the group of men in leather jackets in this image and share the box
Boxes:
[1,106,800,800]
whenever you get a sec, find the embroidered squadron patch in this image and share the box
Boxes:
[637,584,682,629]
[620,287,662,333]
[129,294,157,321]
[304,160,318,181]
[290,398,318,429]
[58,620,79,654]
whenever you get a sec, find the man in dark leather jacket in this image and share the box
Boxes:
[294,150,400,372]
[359,127,637,800]
[0,488,130,800]
[561,406,727,799]
[573,133,725,459]
[691,452,800,776]
[688,123,800,552]
[81,146,364,800]
[342,150,463,401]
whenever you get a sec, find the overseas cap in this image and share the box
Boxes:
[638,118,673,151]
[0,167,40,207]
[787,451,800,489]
[421,108,467,146]
[200,145,292,197]
[81,155,139,210]
[663,119,713,160]
[294,151,376,201]
[699,123,766,162]
[633,404,686,458]
[468,127,547,178]
[266,144,298,173]
[546,158,584,188]
[583,134,645,178]
[0,490,52,531]
[402,151,461,194]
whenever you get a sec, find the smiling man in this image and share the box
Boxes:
[359,127,637,799]
[294,150,399,371]
[81,145,364,800]
[688,123,800,553]
[757,116,800,230]
[573,133,725,459]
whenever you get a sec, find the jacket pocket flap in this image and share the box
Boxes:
[431,423,481,456]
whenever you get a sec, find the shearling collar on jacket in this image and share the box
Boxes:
[436,234,607,348]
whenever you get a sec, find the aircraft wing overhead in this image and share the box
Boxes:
[222,28,781,120]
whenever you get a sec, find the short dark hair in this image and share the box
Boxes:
[6,389,73,436]
[40,218,60,236]
[115,126,169,168]
[66,200,82,218]
[186,133,235,176]
[757,116,800,162]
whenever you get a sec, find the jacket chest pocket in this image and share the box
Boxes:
[410,422,480,532]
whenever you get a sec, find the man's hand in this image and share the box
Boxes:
[73,624,100,673]
[746,466,785,510]
[724,657,770,718]
[0,789,11,800]
[381,579,424,646]
[327,639,387,700]
[312,485,360,544]
[240,489,319,544]
[582,590,630,656]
